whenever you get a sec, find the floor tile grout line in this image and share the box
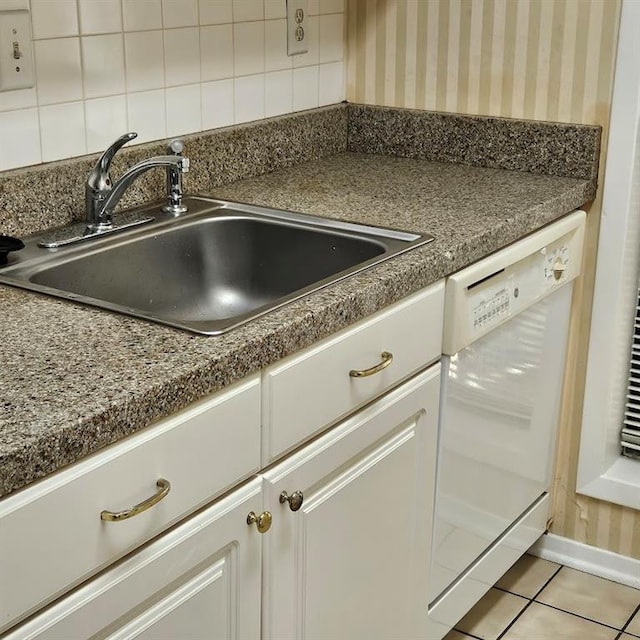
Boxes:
[495,597,535,640]
[457,562,563,640]
[533,600,629,632]
[530,563,639,632]
[451,628,484,640]
[493,562,564,601]
[531,563,564,600]
[620,603,640,636]
[450,560,639,640]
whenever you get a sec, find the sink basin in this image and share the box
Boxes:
[0,197,433,334]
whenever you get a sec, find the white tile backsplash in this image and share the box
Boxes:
[265,19,291,72]
[319,0,344,14]
[124,30,165,92]
[162,0,199,28]
[123,0,163,31]
[0,108,41,170]
[234,74,265,123]
[0,0,345,171]
[319,13,343,63]
[127,89,167,143]
[318,61,343,106]
[79,0,123,35]
[0,88,37,113]
[293,65,319,111]
[198,0,233,25]
[201,79,234,130]
[39,102,87,162]
[85,95,128,153]
[201,25,234,81]
[34,38,83,105]
[30,0,79,40]
[264,0,287,20]
[234,21,265,77]
[233,0,264,23]
[164,27,201,87]
[166,84,202,136]
[82,35,126,99]
[265,69,292,117]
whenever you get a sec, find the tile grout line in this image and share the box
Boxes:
[452,560,639,640]
[531,563,564,599]
[495,562,563,640]
[620,602,640,637]
[451,631,484,640]
[495,598,535,640]
[531,564,640,633]
[533,601,630,633]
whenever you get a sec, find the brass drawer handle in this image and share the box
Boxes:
[100,478,171,522]
[247,511,272,533]
[349,351,393,378]
[280,490,304,511]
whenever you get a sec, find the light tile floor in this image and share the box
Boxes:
[445,554,640,640]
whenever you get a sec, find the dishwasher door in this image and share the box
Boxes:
[429,283,572,602]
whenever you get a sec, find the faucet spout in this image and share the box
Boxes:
[99,155,190,224]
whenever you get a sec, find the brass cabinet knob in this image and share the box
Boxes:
[279,490,304,511]
[247,510,272,533]
[100,478,171,522]
[349,351,393,378]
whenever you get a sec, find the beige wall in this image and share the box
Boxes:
[346,0,639,559]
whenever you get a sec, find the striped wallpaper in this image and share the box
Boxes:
[346,0,639,559]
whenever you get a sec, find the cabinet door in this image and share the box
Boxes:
[1,374,261,633]
[5,480,264,640]
[262,365,440,640]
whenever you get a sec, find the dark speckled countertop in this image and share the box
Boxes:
[0,105,599,498]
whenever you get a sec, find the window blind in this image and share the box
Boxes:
[622,290,640,459]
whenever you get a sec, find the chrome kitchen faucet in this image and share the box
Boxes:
[86,132,190,230]
[38,133,190,248]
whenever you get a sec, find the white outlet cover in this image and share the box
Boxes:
[286,0,308,56]
[0,10,35,91]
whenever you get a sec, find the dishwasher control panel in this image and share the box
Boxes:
[543,243,570,282]
[472,286,510,330]
[443,211,586,355]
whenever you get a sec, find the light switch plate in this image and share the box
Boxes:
[0,10,34,91]
[286,0,308,56]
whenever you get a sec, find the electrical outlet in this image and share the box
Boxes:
[286,0,308,56]
[0,10,34,91]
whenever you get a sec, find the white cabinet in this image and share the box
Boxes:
[6,364,441,640]
[262,365,440,640]
[4,479,264,640]
[262,283,444,463]
[1,281,445,639]
[0,374,261,632]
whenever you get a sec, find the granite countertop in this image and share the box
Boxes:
[0,150,594,498]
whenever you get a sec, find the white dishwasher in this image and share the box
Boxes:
[428,210,586,634]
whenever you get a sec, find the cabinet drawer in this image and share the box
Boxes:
[0,374,261,633]
[3,479,264,640]
[262,281,444,463]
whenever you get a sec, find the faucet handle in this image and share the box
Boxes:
[166,138,184,155]
[88,132,138,191]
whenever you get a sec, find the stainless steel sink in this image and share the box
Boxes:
[0,197,433,334]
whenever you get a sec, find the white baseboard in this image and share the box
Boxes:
[529,533,640,589]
